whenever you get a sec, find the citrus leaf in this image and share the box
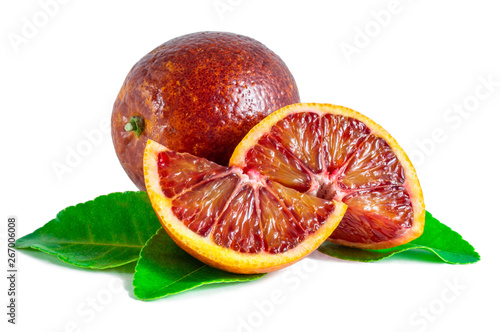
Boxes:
[133,228,265,300]
[318,211,480,264]
[16,192,160,269]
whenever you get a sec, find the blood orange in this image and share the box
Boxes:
[230,103,425,249]
[144,140,347,274]
[112,31,300,191]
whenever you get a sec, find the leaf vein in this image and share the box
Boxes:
[158,265,209,291]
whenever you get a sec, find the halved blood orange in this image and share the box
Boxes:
[144,140,347,274]
[230,103,425,249]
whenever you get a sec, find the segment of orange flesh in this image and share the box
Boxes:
[144,140,348,273]
[230,103,425,249]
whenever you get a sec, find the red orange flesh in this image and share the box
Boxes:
[144,140,347,273]
[230,103,425,249]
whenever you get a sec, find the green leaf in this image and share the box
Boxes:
[133,228,265,300]
[318,211,480,264]
[16,191,160,269]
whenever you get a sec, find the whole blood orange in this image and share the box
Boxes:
[230,103,425,249]
[144,140,347,274]
[112,31,300,191]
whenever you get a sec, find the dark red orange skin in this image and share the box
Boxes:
[112,31,300,190]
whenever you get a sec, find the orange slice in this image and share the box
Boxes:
[230,103,425,249]
[144,140,347,274]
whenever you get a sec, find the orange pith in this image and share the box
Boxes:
[230,103,425,249]
[144,140,347,274]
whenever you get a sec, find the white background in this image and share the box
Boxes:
[2,0,499,331]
